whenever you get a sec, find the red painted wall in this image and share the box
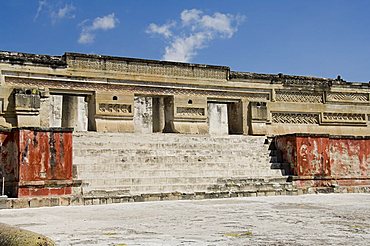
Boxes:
[18,130,72,181]
[0,128,73,197]
[275,134,370,187]
[0,130,19,196]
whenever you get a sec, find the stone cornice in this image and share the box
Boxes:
[0,51,66,68]
[0,51,369,88]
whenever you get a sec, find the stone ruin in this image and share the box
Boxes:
[0,51,369,208]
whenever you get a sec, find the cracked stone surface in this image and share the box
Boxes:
[0,194,369,245]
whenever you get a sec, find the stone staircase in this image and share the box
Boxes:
[72,132,293,199]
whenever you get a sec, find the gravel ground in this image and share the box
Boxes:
[0,193,369,246]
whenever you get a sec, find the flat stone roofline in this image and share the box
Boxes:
[0,51,66,68]
[276,133,370,140]
[64,52,230,71]
[231,71,370,86]
[0,50,369,85]
[0,127,74,132]
[231,71,333,81]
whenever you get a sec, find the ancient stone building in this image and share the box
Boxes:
[0,51,369,135]
[0,51,369,207]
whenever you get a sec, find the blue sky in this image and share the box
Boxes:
[1,0,370,82]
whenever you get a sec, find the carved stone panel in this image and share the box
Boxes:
[98,103,132,115]
[250,102,268,121]
[275,90,323,103]
[14,88,41,111]
[282,78,332,87]
[67,58,227,80]
[176,107,205,117]
[321,113,366,125]
[326,92,369,102]
[272,112,319,124]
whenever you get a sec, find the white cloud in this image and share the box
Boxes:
[78,13,119,44]
[78,31,95,44]
[147,9,245,63]
[181,9,202,26]
[34,0,48,20]
[51,4,76,23]
[91,14,117,30]
[164,32,210,62]
[200,12,241,38]
[146,22,176,38]
[34,1,76,23]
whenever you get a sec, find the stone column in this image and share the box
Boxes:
[208,103,228,135]
[134,96,153,133]
[62,95,78,128]
[153,97,165,132]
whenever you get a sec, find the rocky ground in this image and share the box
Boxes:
[0,193,369,245]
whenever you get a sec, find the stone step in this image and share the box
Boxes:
[73,146,270,153]
[73,133,269,144]
[73,141,270,148]
[73,158,272,166]
[73,155,271,164]
[74,163,277,172]
[72,132,285,196]
[76,169,282,179]
[82,176,220,186]
[82,181,295,197]
[73,163,273,170]
[73,147,269,158]
[208,177,294,192]
[82,184,217,195]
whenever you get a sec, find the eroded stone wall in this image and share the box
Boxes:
[208,103,228,135]
[0,51,368,136]
[275,134,370,188]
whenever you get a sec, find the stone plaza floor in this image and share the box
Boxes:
[0,193,369,245]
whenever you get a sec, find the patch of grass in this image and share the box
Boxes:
[103,231,118,236]
[224,231,253,237]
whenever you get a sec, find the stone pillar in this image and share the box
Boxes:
[14,88,41,127]
[134,96,153,133]
[62,95,78,128]
[153,97,165,132]
[61,95,88,131]
[39,89,51,128]
[208,103,228,135]
[49,95,63,127]
[227,101,243,134]
[0,87,14,128]
[76,96,88,131]
[163,96,177,133]
[242,99,250,135]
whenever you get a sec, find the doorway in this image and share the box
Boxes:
[134,95,175,133]
[49,94,90,131]
[207,100,243,135]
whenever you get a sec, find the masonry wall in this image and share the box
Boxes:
[0,51,369,136]
[275,134,370,188]
[0,128,73,197]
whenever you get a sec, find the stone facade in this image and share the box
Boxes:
[0,51,369,202]
[0,51,368,136]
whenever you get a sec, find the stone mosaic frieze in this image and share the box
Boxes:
[272,113,319,124]
[275,90,323,103]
